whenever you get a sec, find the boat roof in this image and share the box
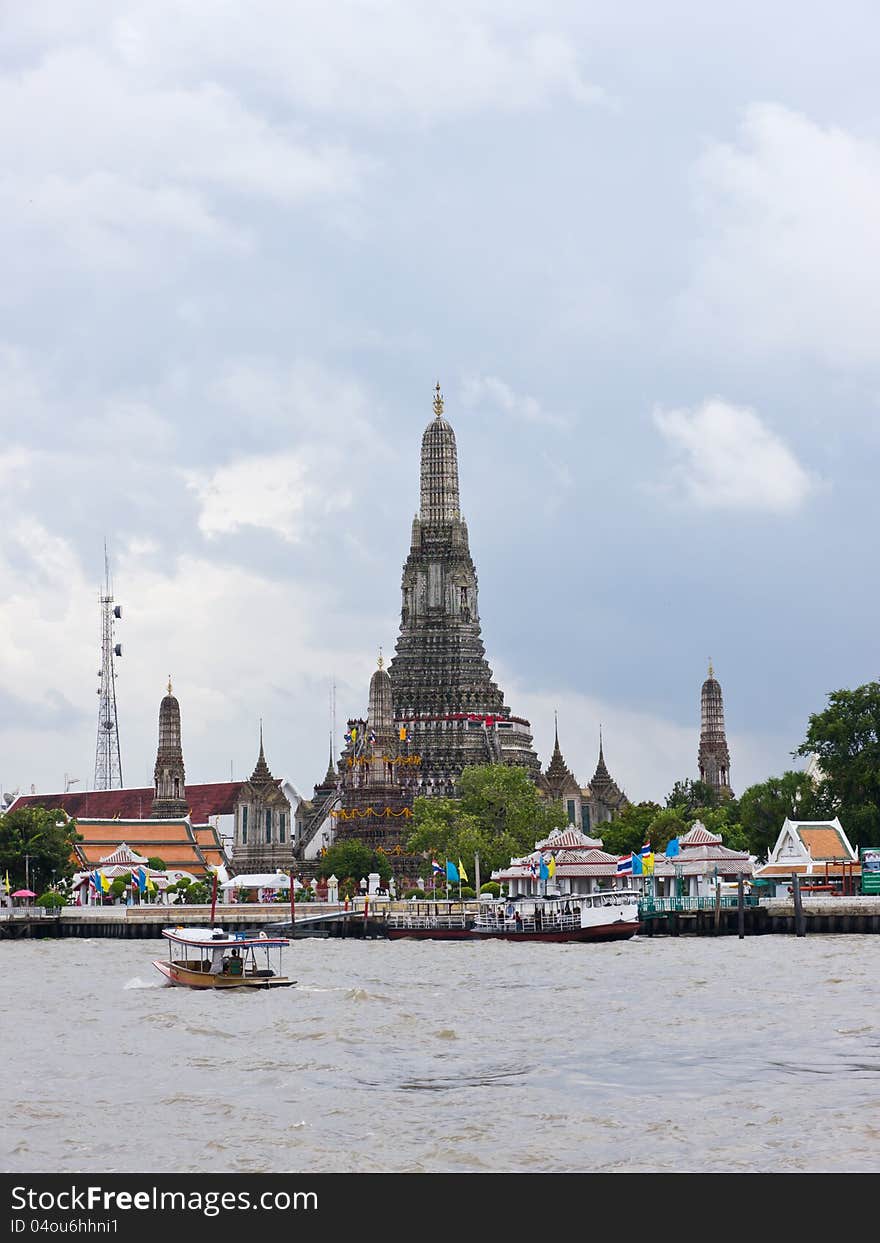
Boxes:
[161,926,290,948]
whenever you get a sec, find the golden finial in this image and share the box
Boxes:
[708,658,714,679]
[377,646,384,670]
[433,381,444,418]
[167,675,173,696]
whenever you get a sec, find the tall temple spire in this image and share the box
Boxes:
[151,679,187,818]
[699,662,732,795]
[367,654,395,740]
[387,385,540,787]
[419,381,461,523]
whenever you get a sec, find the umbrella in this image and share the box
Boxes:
[12,889,36,898]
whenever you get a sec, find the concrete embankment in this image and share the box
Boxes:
[0,903,369,939]
[639,897,880,936]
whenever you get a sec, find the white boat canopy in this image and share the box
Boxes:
[219,871,296,890]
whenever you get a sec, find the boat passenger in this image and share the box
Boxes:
[227,948,243,977]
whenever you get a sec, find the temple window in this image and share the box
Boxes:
[279,813,286,843]
[242,806,248,844]
[265,810,272,843]
[173,777,180,797]
[583,807,591,831]
[566,799,576,825]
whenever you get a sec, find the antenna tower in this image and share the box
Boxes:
[94,542,124,789]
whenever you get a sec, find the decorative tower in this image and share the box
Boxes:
[698,661,732,795]
[336,653,422,880]
[582,727,629,828]
[94,543,124,789]
[387,384,540,793]
[151,678,188,818]
[537,712,586,830]
[233,725,292,872]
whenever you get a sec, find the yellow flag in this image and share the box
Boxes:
[547,855,557,878]
[3,870,9,894]
[458,859,468,883]
[643,852,655,876]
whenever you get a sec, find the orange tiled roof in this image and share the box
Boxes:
[755,862,861,877]
[71,817,211,876]
[798,827,851,860]
[76,843,206,871]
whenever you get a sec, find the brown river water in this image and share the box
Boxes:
[3,934,879,1173]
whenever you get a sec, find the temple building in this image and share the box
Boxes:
[231,728,293,874]
[698,661,732,795]
[387,384,541,792]
[7,683,286,873]
[332,655,423,881]
[537,718,629,832]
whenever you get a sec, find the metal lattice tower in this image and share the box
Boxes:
[94,543,123,789]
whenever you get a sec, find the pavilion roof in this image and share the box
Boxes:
[680,821,722,846]
[534,827,604,851]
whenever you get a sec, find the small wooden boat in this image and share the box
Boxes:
[152,926,295,989]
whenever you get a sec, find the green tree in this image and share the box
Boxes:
[109,877,128,901]
[736,771,823,861]
[666,779,724,813]
[796,682,880,847]
[597,802,664,856]
[147,857,166,871]
[406,764,566,876]
[0,807,82,893]
[316,839,392,884]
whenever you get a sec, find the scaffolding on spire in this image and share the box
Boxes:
[94,542,123,789]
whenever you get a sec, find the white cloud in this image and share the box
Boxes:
[0,523,376,794]
[78,3,604,123]
[681,103,880,365]
[0,48,365,266]
[652,398,819,513]
[184,452,352,543]
[460,375,569,428]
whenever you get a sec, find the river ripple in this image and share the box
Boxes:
[4,934,879,1173]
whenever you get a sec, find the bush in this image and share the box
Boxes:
[147,857,166,871]
[403,889,426,899]
[459,886,476,899]
[183,882,210,904]
[109,877,128,900]
[36,891,65,910]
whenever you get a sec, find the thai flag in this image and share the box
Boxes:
[640,842,652,857]
[617,853,633,874]
[431,859,443,875]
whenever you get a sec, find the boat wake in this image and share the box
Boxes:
[123,977,162,990]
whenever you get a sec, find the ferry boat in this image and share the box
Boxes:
[385,903,475,941]
[152,926,295,989]
[471,890,640,942]
[385,891,640,942]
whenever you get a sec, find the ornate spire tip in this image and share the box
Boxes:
[167,675,173,696]
[433,381,444,418]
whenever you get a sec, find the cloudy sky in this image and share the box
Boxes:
[2,2,878,806]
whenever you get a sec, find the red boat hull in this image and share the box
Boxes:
[386,920,639,943]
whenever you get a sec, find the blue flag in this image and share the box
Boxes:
[445,860,459,883]
[631,853,643,875]
[665,837,681,858]
[137,867,147,895]
[539,856,549,880]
